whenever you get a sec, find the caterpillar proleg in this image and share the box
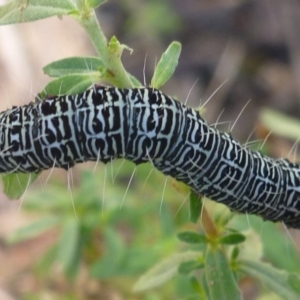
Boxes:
[1,86,300,228]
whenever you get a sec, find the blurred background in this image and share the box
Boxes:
[1,0,300,299]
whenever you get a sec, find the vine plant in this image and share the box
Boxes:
[1,1,300,299]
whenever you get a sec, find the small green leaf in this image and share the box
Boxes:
[41,73,99,97]
[43,56,104,77]
[56,217,81,278]
[86,0,106,9]
[0,0,77,26]
[205,246,241,300]
[133,251,201,292]
[128,74,142,87]
[178,260,204,275]
[260,108,300,141]
[190,276,207,297]
[219,233,246,245]
[6,216,60,244]
[201,272,210,298]
[231,247,239,261]
[151,41,181,88]
[177,231,207,244]
[160,203,175,236]
[189,192,202,223]
[91,228,125,278]
[36,246,57,276]
[240,259,300,300]
[2,172,39,199]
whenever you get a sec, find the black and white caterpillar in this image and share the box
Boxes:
[1,86,300,228]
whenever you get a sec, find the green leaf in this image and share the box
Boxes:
[2,172,39,199]
[190,276,207,298]
[41,73,99,97]
[159,203,175,236]
[151,41,181,89]
[240,259,300,300]
[128,74,142,88]
[189,192,202,223]
[260,108,300,141]
[231,247,239,261]
[56,217,81,278]
[133,251,201,292]
[178,260,204,275]
[205,246,241,300]
[200,272,210,299]
[90,228,125,278]
[0,0,77,26]
[6,216,60,244]
[177,231,207,244]
[43,56,104,77]
[36,246,57,276]
[219,233,246,245]
[86,0,106,9]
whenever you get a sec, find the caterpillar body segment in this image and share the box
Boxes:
[1,86,300,228]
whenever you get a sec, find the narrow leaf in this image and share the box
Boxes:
[201,272,210,299]
[177,231,207,244]
[260,108,300,141]
[128,74,142,88]
[219,233,246,245]
[43,56,104,77]
[0,0,76,26]
[231,247,239,261]
[205,246,241,300]
[190,276,207,298]
[2,172,39,199]
[36,246,57,276]
[178,260,204,275]
[56,217,81,278]
[240,259,300,300]
[91,228,125,278]
[151,41,181,88]
[41,73,99,97]
[189,192,202,223]
[133,251,201,292]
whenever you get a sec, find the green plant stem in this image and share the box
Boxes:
[77,9,134,88]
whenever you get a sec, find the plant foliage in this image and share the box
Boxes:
[1,0,300,299]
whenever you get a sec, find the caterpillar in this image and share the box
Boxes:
[1,85,300,228]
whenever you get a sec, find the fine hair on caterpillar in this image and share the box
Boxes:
[1,85,300,229]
